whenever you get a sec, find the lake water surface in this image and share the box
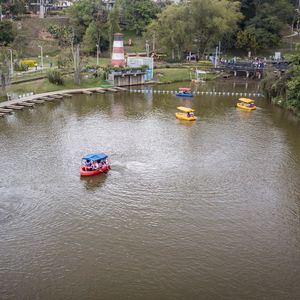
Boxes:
[0,81,300,300]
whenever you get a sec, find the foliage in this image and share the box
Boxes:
[0,48,11,93]
[198,60,213,67]
[241,0,294,49]
[145,4,191,61]
[145,0,242,60]
[107,2,121,53]
[0,20,16,46]
[14,62,28,72]
[235,29,258,52]
[82,21,109,54]
[47,69,64,85]
[56,52,73,69]
[67,0,108,42]
[120,0,161,35]
[261,54,300,116]
[66,0,109,55]
[0,0,28,15]
[19,59,37,67]
[47,25,73,47]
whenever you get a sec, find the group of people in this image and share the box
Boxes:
[82,159,108,171]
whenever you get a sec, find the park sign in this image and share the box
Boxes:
[127,57,154,81]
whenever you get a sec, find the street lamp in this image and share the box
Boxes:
[8,49,13,78]
[38,45,43,70]
[96,44,99,66]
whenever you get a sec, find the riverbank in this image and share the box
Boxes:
[0,76,107,102]
[1,67,222,102]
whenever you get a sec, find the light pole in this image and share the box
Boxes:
[8,49,13,78]
[96,44,99,66]
[214,46,218,68]
[38,45,43,70]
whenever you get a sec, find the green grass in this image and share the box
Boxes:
[122,30,146,53]
[154,68,192,83]
[84,57,111,67]
[153,67,219,83]
[7,75,106,96]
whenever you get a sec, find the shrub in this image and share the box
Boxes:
[198,60,213,67]
[14,62,28,72]
[47,70,64,85]
[20,59,37,67]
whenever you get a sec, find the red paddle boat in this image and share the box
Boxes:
[80,153,111,176]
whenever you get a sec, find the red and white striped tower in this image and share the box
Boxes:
[111,33,125,67]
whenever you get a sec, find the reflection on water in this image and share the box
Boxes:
[80,173,109,190]
[0,80,300,300]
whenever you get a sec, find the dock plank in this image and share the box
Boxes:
[115,87,127,91]
[5,105,24,110]
[17,102,35,107]
[95,89,106,94]
[29,99,45,104]
[82,91,93,95]
[0,108,13,113]
[105,88,118,92]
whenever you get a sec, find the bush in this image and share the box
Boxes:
[198,60,213,66]
[47,70,64,85]
[20,59,37,67]
[47,10,66,16]
[14,62,28,72]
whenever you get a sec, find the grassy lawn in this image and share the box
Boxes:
[154,68,192,83]
[7,75,106,96]
[153,67,219,83]
[84,57,111,66]
[122,30,146,53]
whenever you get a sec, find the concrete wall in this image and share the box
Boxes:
[113,74,145,86]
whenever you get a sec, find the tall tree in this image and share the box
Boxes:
[240,0,294,49]
[120,0,161,35]
[107,1,121,54]
[0,48,11,96]
[145,5,191,60]
[189,0,242,57]
[0,20,15,46]
[67,0,108,42]
[146,0,242,59]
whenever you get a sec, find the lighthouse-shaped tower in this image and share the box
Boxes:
[111,33,125,67]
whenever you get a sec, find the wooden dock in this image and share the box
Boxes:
[0,87,127,117]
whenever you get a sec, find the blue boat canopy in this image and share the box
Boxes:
[81,153,108,161]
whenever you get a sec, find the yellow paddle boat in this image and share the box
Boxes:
[237,98,256,110]
[176,106,197,121]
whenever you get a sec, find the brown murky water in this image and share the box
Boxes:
[0,81,300,300]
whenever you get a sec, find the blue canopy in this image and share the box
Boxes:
[81,153,108,161]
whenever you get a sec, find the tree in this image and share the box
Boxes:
[145,5,191,60]
[107,1,121,54]
[189,0,242,57]
[120,0,161,34]
[67,0,107,42]
[146,0,242,60]
[242,0,294,48]
[261,54,300,115]
[0,0,28,16]
[0,21,15,46]
[235,28,258,53]
[0,48,11,95]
